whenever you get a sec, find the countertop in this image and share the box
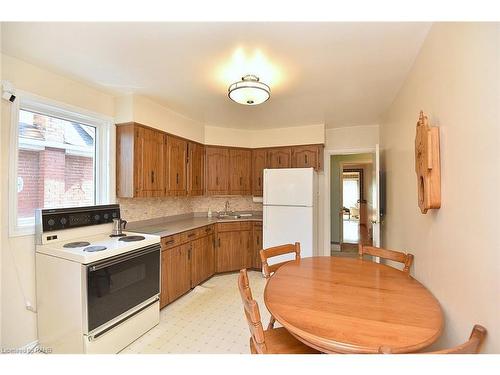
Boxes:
[127,212,262,238]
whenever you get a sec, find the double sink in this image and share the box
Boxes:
[216,212,254,220]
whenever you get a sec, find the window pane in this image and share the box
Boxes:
[17,109,96,226]
[343,178,359,209]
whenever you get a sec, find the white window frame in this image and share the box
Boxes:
[9,91,114,237]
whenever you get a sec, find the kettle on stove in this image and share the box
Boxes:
[111,218,127,237]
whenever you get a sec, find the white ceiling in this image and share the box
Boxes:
[1,22,430,129]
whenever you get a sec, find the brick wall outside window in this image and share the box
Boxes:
[17,148,95,220]
[16,108,98,226]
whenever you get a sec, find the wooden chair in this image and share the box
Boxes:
[260,242,301,279]
[358,244,414,274]
[379,325,487,354]
[259,243,301,329]
[237,269,319,354]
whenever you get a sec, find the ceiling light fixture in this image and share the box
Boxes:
[228,75,270,106]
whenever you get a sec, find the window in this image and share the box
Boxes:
[10,93,112,236]
[342,172,360,209]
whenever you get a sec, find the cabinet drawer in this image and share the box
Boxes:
[180,228,200,243]
[161,234,182,250]
[201,225,214,236]
[239,222,252,231]
[216,222,244,232]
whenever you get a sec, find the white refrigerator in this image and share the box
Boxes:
[263,168,319,265]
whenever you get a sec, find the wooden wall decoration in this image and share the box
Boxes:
[415,111,441,214]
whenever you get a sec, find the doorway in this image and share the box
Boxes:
[330,153,375,256]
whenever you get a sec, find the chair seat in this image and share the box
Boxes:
[263,327,320,354]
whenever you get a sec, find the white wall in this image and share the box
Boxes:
[380,23,500,353]
[115,94,205,143]
[0,54,116,349]
[205,123,325,148]
[325,124,379,151]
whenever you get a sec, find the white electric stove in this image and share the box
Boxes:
[35,204,161,354]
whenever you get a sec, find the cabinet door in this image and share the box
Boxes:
[160,250,169,308]
[205,147,229,195]
[240,229,252,269]
[191,234,215,287]
[252,223,263,269]
[166,136,188,196]
[268,148,291,169]
[188,142,204,196]
[292,145,322,170]
[229,149,252,195]
[134,126,165,197]
[216,231,245,272]
[165,243,191,303]
[252,149,267,197]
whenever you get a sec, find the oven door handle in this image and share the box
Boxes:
[88,244,160,272]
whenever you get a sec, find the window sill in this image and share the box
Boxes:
[9,225,36,238]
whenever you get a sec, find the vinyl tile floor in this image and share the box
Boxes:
[120,270,270,354]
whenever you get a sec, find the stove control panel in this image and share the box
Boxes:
[36,204,121,232]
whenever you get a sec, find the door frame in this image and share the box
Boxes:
[322,147,376,255]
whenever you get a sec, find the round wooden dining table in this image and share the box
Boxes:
[264,256,444,354]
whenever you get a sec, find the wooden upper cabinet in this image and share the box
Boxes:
[116,123,165,198]
[187,142,204,196]
[229,149,252,195]
[205,146,230,195]
[166,136,188,196]
[117,122,325,198]
[251,149,267,197]
[268,148,292,169]
[291,145,324,171]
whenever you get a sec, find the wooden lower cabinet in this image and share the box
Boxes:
[191,234,215,287]
[160,250,169,308]
[215,222,254,273]
[216,231,244,273]
[162,243,191,307]
[252,222,263,269]
[160,221,262,308]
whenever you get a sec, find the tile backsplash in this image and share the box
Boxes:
[118,196,263,222]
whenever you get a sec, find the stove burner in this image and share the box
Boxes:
[83,245,107,252]
[118,235,146,242]
[63,241,91,248]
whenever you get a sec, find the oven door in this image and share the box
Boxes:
[86,244,160,333]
